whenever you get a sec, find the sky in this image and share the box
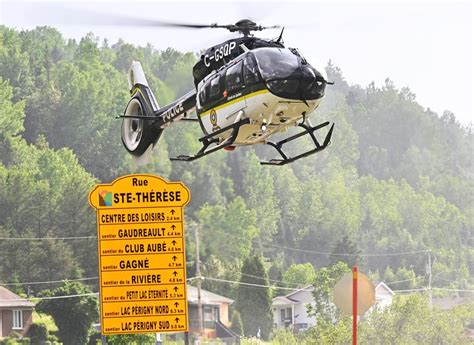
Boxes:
[1,0,473,126]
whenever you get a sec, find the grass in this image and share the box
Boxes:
[32,311,58,332]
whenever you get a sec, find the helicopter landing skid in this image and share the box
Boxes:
[170,118,251,162]
[260,121,334,166]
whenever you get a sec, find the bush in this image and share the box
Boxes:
[27,323,49,345]
[230,310,244,336]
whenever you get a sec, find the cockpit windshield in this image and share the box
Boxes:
[253,48,300,81]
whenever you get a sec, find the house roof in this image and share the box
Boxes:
[375,282,395,296]
[187,285,233,305]
[273,296,298,305]
[0,286,35,308]
[272,285,314,305]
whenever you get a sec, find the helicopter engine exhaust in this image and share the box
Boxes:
[121,61,163,165]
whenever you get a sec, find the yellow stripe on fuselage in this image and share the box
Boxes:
[200,89,270,118]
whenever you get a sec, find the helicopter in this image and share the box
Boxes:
[121,19,334,166]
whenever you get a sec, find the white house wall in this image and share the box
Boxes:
[293,303,316,329]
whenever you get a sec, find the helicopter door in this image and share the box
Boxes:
[220,61,245,127]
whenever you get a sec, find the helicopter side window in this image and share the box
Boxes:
[199,84,207,105]
[225,61,243,92]
[209,75,221,99]
[243,56,260,86]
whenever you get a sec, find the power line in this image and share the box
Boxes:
[432,287,474,293]
[0,236,96,240]
[385,275,426,286]
[0,277,98,286]
[392,287,474,293]
[202,276,312,292]
[256,241,429,257]
[0,232,430,258]
[0,292,98,303]
[392,288,428,293]
[237,271,305,288]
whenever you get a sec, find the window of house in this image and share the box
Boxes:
[225,61,243,92]
[280,309,285,323]
[12,310,23,329]
[203,306,214,321]
[286,307,292,321]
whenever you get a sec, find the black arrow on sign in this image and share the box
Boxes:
[171,224,176,230]
[170,209,175,215]
[173,271,178,277]
[175,317,180,323]
[172,255,178,261]
[171,240,177,246]
[173,286,179,292]
[174,302,179,308]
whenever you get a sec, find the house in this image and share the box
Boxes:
[0,286,35,338]
[186,285,238,341]
[272,285,316,332]
[272,282,395,331]
[373,282,395,309]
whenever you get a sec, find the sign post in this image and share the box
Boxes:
[89,174,190,335]
[334,268,375,345]
[352,266,357,345]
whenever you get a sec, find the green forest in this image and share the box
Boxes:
[0,25,473,343]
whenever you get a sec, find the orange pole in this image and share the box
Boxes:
[353,266,358,345]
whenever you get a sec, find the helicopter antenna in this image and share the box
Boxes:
[276,27,285,44]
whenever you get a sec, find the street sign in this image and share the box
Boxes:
[89,174,190,335]
[334,271,375,316]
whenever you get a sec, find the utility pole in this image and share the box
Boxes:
[195,224,203,341]
[428,250,432,308]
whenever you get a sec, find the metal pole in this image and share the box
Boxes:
[352,266,357,345]
[428,251,432,308]
[184,332,189,345]
[196,225,203,341]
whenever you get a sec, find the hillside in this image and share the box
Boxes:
[0,25,472,298]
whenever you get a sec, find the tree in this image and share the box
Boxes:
[198,197,258,262]
[230,310,244,336]
[0,77,25,164]
[235,255,273,340]
[27,323,49,345]
[329,234,361,267]
[36,281,98,345]
[359,295,473,344]
[307,262,350,323]
[283,263,316,287]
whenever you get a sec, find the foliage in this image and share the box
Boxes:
[304,317,352,345]
[26,323,48,345]
[36,281,98,345]
[105,333,156,345]
[235,255,273,340]
[0,332,30,345]
[282,263,316,287]
[0,25,472,342]
[329,234,361,267]
[270,328,301,345]
[359,295,473,344]
[230,309,244,336]
[307,262,350,322]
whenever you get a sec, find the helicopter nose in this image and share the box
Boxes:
[301,65,325,100]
